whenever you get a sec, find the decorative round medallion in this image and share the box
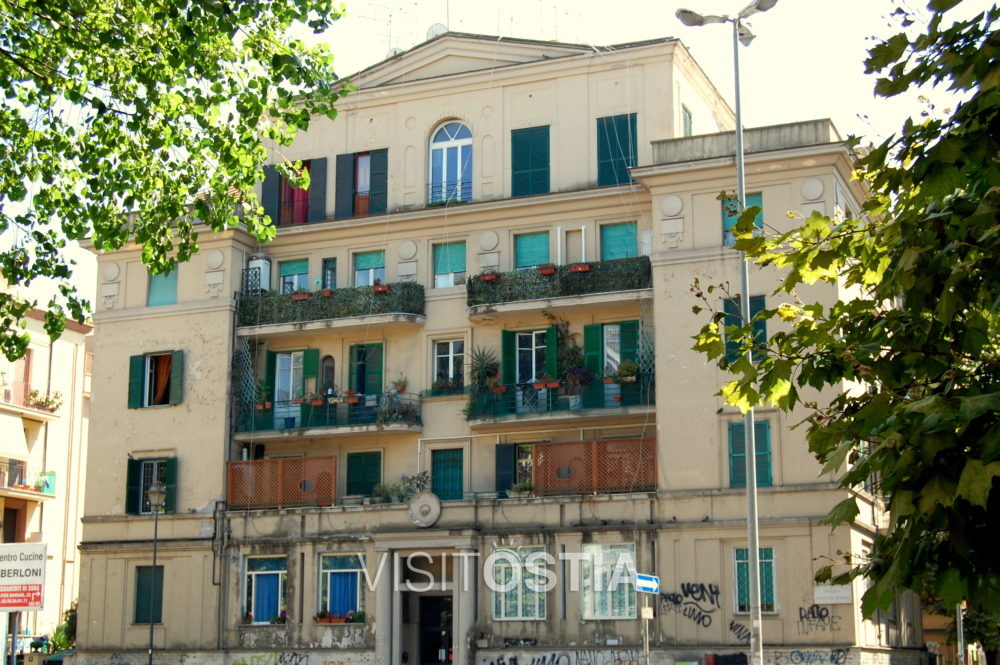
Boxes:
[408,490,442,528]
[479,231,499,251]
[102,262,120,282]
[660,194,683,217]
[800,178,824,201]
[398,239,418,260]
[405,117,416,130]
[205,249,225,270]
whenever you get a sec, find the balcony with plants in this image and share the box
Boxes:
[466,256,652,316]
[0,459,57,499]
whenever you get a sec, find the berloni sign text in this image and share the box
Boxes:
[0,543,46,610]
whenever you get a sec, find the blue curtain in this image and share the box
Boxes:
[254,573,279,620]
[327,571,358,615]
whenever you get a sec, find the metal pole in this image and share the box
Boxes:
[643,594,650,665]
[733,17,764,665]
[148,507,160,665]
[956,603,965,665]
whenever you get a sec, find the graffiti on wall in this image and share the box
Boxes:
[659,581,722,627]
[729,620,751,643]
[796,605,841,635]
[232,653,311,665]
[486,649,642,665]
[773,650,848,665]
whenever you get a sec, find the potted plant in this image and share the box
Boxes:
[488,376,507,393]
[566,365,593,389]
[269,609,288,624]
[570,263,591,273]
[546,377,560,389]
[242,611,253,625]
[479,270,498,282]
[307,391,326,406]
[400,471,431,500]
[508,480,533,498]
[392,376,408,393]
[351,610,366,623]
[342,388,359,404]
[329,614,349,624]
[538,262,557,276]
[290,289,310,301]
[254,381,272,410]
[373,278,390,293]
[615,359,639,383]
[25,389,63,412]
[315,609,333,624]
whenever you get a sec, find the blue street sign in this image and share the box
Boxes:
[635,573,659,594]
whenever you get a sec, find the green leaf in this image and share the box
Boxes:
[820,497,860,527]
[956,459,1000,507]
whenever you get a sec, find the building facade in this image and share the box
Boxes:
[77,33,922,665]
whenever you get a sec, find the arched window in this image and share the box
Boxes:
[429,121,472,203]
[321,355,336,393]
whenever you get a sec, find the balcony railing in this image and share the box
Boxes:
[237,282,425,328]
[465,375,654,421]
[237,392,422,433]
[466,256,652,308]
[228,456,336,510]
[0,460,56,495]
[529,437,657,495]
[1,382,60,413]
[427,180,472,205]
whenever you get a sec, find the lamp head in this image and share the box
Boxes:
[737,23,756,46]
[675,9,706,26]
[738,0,778,19]
[147,480,167,512]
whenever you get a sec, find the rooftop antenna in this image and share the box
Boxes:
[427,22,447,40]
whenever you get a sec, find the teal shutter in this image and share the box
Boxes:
[729,421,747,488]
[135,566,164,623]
[619,321,639,363]
[597,114,636,186]
[501,330,515,386]
[147,271,178,307]
[511,126,549,197]
[600,223,638,260]
[545,325,558,378]
[723,192,763,245]
[303,349,319,393]
[354,251,384,270]
[514,232,549,269]
[432,448,464,500]
[264,351,276,404]
[755,420,772,487]
[724,298,741,363]
[347,452,381,495]
[279,259,308,277]
[128,355,144,408]
[750,295,766,362]
[334,153,355,219]
[307,157,327,222]
[434,242,466,275]
[163,457,178,513]
[365,344,383,394]
[168,350,184,405]
[583,324,603,408]
[125,457,141,514]
[495,444,517,496]
[349,345,360,392]
[369,149,388,215]
[261,165,280,226]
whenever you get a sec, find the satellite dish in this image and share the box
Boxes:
[426,23,448,40]
[407,490,442,528]
[386,47,404,58]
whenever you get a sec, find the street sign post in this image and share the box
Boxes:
[635,573,659,665]
[0,543,46,611]
[636,573,659,594]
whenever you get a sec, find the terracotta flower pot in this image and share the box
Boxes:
[309,399,325,406]
[490,386,507,394]
[480,273,498,282]
[532,382,546,390]
[539,266,556,276]
[291,292,310,301]
[322,289,333,297]
[546,381,560,389]
[345,396,360,404]
[604,377,615,385]
[374,284,390,293]
[571,264,591,273]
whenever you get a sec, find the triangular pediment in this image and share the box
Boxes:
[350,33,597,89]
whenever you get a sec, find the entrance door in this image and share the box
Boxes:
[418,596,452,665]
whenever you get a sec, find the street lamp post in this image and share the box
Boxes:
[675,4,778,665]
[146,480,167,665]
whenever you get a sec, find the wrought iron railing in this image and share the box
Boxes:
[236,282,425,327]
[465,374,654,421]
[427,180,472,205]
[466,256,652,307]
[228,456,336,510]
[0,460,56,495]
[237,392,422,433]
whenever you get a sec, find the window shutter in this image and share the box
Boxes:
[369,149,388,215]
[147,271,178,307]
[307,157,328,222]
[303,349,319,392]
[494,443,517,496]
[334,153,355,219]
[729,421,747,488]
[349,345,360,392]
[619,321,639,364]
[514,232,549,269]
[365,344,383,394]
[597,115,636,186]
[354,251,384,271]
[750,295,766,362]
[347,452,380,495]
[511,128,530,197]
[264,351,276,404]
[279,259,308,277]
[530,126,550,195]
[163,457,178,513]
[125,457,141,514]
[724,298,741,363]
[545,325,558,378]
[434,242,466,276]
[128,355,145,409]
[169,350,184,405]
[583,324,603,409]
[597,116,615,186]
[600,223,638,261]
[755,420,772,487]
[365,452,382,494]
[261,165,280,226]
[501,330,515,386]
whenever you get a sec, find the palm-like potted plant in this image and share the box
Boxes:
[508,480,533,498]
[392,376,408,393]
[614,359,639,383]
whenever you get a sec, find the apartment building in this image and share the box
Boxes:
[77,33,923,665]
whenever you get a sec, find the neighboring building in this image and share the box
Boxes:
[77,33,923,665]
[0,288,92,653]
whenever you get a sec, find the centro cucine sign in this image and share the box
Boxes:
[0,543,46,611]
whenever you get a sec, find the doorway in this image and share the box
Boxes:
[418,596,452,665]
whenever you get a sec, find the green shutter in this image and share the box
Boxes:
[303,349,319,393]
[583,324,603,409]
[135,566,164,624]
[434,242,466,275]
[432,448,463,501]
[619,321,639,363]
[163,457,178,513]
[307,157,328,222]
[501,330,515,386]
[729,421,747,488]
[354,251,384,271]
[512,126,549,197]
[495,444,517,496]
[349,345,360,392]
[334,153,355,219]
[264,351,276,404]
[125,457,141,514]
[600,223,638,260]
[755,420,772,487]
[750,295,766,362]
[723,192,763,244]
[147,270,178,307]
[545,325,558,379]
[597,114,636,186]
[514,232,549,269]
[279,259,308,277]
[169,350,184,405]
[261,165,280,226]
[369,149,388,215]
[128,355,144,409]
[347,452,381,496]
[724,298,741,363]
[365,344,383,394]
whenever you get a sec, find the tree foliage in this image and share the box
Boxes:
[693,1,1000,615]
[0,0,348,359]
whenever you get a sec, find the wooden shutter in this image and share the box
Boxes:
[597,116,615,186]
[168,350,184,405]
[303,349,319,393]
[724,298,741,363]
[494,444,517,496]
[597,114,636,186]
[511,128,530,197]
[728,421,747,488]
[369,149,388,215]
[619,321,639,363]
[347,452,381,495]
[750,295,766,362]
[530,126,550,195]
[134,566,163,623]
[545,326,558,378]
[365,344,383,394]
[349,345,360,392]
[755,421,772,487]
[264,350,276,403]
[431,449,463,501]
[128,355,145,408]
[501,330,515,386]
[307,157,327,222]
[261,165,280,226]
[163,457,178,513]
[583,324,603,408]
[334,153,355,219]
[125,457,141,514]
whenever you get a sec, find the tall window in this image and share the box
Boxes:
[128,351,184,408]
[275,351,304,402]
[582,543,636,619]
[514,232,549,270]
[354,251,385,286]
[434,340,464,387]
[147,270,178,307]
[511,126,550,197]
[134,565,164,624]
[433,242,466,287]
[597,113,637,187]
[354,153,371,216]
[261,158,327,226]
[682,105,693,137]
[346,451,381,496]
[125,457,177,515]
[723,295,766,363]
[280,160,311,225]
[735,547,776,613]
[431,448,464,500]
[493,547,547,620]
[429,122,473,203]
[335,150,387,219]
[722,192,763,246]
[320,554,364,617]
[245,557,287,623]
[516,331,548,384]
[279,259,309,293]
[728,420,772,488]
[321,355,336,393]
[321,258,337,289]
[600,222,638,261]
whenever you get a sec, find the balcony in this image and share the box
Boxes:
[0,382,61,421]
[236,282,425,338]
[466,256,652,317]
[465,376,654,425]
[228,456,336,510]
[528,437,657,495]
[235,392,422,441]
[0,460,56,499]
